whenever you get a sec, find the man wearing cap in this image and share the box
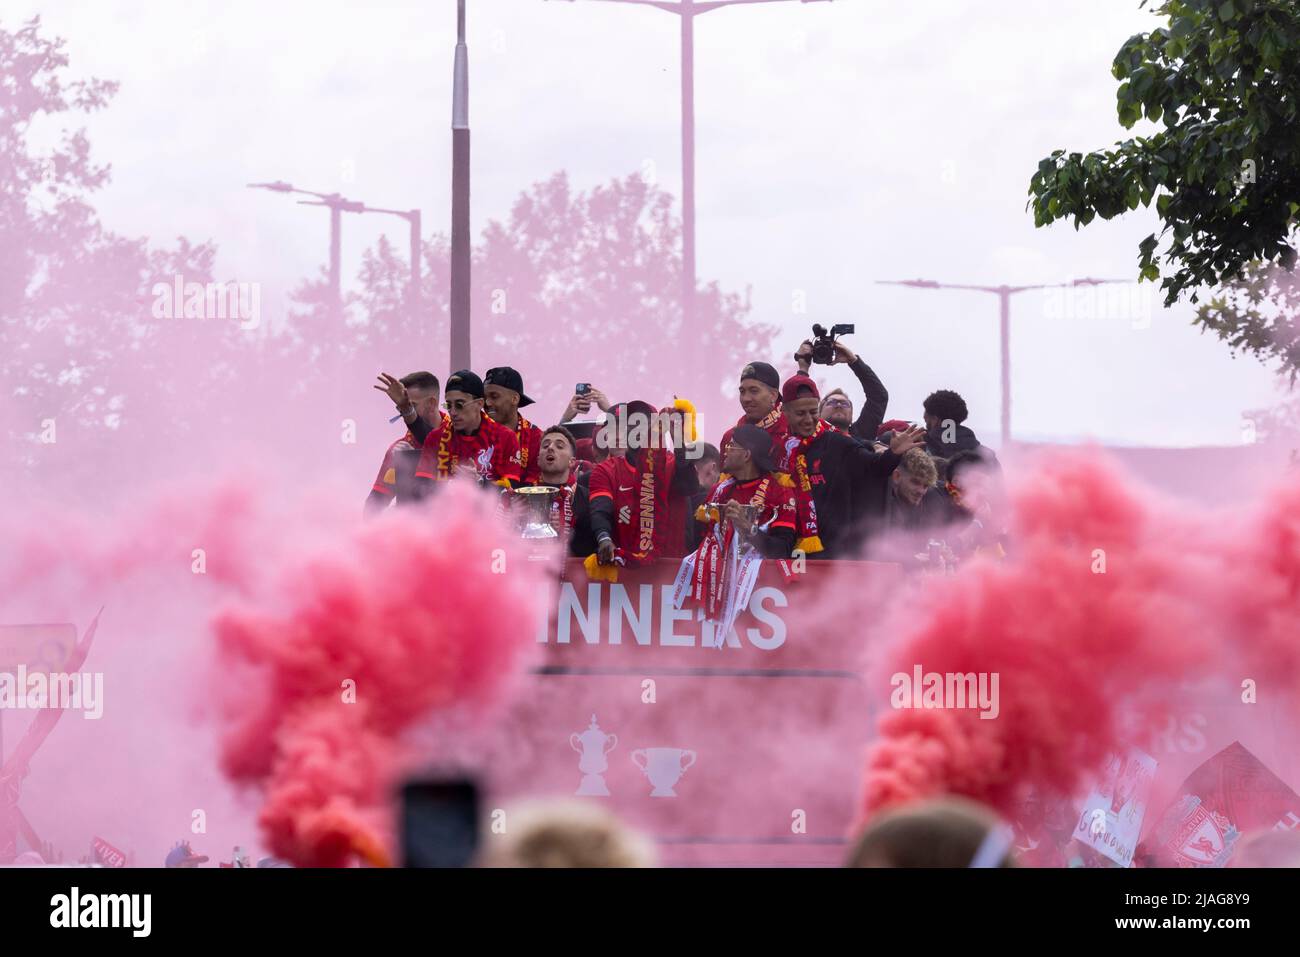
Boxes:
[780,373,927,559]
[414,370,522,489]
[695,424,797,559]
[484,366,544,485]
[718,361,787,463]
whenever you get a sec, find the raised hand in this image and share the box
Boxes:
[889,424,927,455]
[374,373,411,413]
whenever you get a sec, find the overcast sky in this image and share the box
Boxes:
[10,0,1287,447]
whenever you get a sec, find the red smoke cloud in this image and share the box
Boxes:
[861,448,1300,825]
[212,482,548,867]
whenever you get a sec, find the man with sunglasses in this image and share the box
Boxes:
[413,370,521,490]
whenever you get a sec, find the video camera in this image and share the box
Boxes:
[809,323,855,365]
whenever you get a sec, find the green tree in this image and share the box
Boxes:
[1027,0,1300,371]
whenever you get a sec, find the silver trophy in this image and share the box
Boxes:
[515,485,560,539]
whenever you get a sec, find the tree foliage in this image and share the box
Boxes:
[1028,0,1300,375]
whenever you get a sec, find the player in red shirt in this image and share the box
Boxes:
[414,370,521,489]
[695,425,797,558]
[366,371,448,514]
[718,361,788,466]
[586,400,700,578]
[484,366,543,485]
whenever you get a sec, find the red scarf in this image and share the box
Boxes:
[778,420,828,554]
[689,476,773,620]
[515,414,534,474]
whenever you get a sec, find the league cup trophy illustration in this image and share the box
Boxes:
[516,485,559,539]
[631,748,697,797]
[570,714,618,797]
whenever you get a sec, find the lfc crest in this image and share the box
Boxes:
[1155,794,1240,867]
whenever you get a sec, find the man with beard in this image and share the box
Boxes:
[695,425,797,559]
[718,361,787,463]
[485,366,544,485]
[414,370,521,489]
[367,371,448,513]
[794,337,890,443]
[587,401,700,578]
[532,424,596,557]
[780,373,926,559]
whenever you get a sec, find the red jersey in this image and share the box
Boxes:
[371,431,418,497]
[697,474,797,535]
[415,414,521,486]
[588,448,677,559]
[718,407,788,462]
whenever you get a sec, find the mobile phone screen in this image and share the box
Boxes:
[400,778,480,868]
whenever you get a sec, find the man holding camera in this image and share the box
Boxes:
[780,373,926,559]
[794,331,890,445]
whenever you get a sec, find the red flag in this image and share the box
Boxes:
[92,836,127,868]
[1142,741,1300,867]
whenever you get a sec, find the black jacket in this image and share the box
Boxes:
[799,429,902,559]
[847,357,890,444]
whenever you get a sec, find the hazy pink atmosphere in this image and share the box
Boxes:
[2,0,1298,879]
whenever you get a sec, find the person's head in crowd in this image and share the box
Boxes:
[539,425,578,484]
[923,390,969,435]
[1231,828,1300,867]
[400,371,441,425]
[737,361,781,424]
[820,388,853,430]
[947,447,1002,514]
[878,419,912,439]
[693,442,721,488]
[781,374,821,437]
[483,366,534,427]
[478,799,656,868]
[600,400,659,454]
[444,370,486,434]
[164,840,209,868]
[892,447,938,507]
[724,425,777,479]
[845,797,1015,868]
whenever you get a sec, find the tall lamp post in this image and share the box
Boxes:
[876,276,1130,446]
[545,0,832,379]
[450,0,472,371]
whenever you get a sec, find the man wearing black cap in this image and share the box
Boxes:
[718,361,786,465]
[414,370,522,489]
[484,366,543,485]
[696,424,797,559]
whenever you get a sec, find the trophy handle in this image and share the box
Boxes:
[679,750,697,771]
[569,734,583,754]
[603,734,618,754]
[631,750,648,771]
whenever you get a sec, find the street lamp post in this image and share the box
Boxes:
[248,182,423,329]
[876,277,1131,447]
[545,0,832,384]
[450,0,472,372]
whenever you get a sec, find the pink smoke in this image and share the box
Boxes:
[212,482,548,867]
[860,448,1300,824]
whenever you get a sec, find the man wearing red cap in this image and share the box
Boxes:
[484,366,543,485]
[586,401,700,578]
[780,373,927,559]
[413,370,521,490]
